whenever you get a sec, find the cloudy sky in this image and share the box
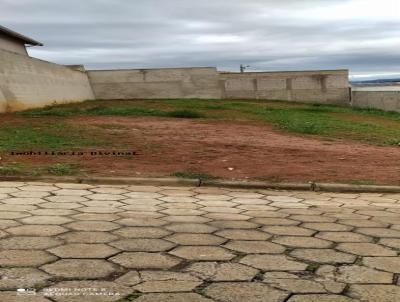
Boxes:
[1,0,399,79]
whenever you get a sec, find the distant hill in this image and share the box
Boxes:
[350,78,400,85]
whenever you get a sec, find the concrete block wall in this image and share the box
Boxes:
[219,70,350,105]
[87,67,350,105]
[0,49,94,112]
[1,54,399,114]
[0,55,352,113]
[351,88,400,112]
[87,67,221,100]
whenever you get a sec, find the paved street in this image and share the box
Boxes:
[0,182,399,301]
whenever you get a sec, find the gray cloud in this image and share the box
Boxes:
[1,0,399,79]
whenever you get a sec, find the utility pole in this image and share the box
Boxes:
[240,64,250,73]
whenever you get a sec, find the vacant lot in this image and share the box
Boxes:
[0,99,399,184]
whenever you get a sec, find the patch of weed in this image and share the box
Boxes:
[389,139,400,146]
[335,179,377,185]
[253,271,264,281]
[306,262,321,272]
[171,171,219,180]
[230,252,247,262]
[0,162,25,175]
[257,176,284,183]
[193,281,212,295]
[17,105,84,117]
[95,124,130,130]
[165,109,205,118]
[86,106,164,117]
[46,163,79,176]
[117,292,142,302]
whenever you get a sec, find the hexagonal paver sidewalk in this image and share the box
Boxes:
[0,181,399,301]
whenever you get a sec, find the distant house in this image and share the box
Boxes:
[0,25,42,56]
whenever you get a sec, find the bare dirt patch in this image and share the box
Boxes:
[55,116,400,185]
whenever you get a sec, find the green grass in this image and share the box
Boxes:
[171,171,219,180]
[0,162,80,176]
[12,98,400,145]
[0,123,106,152]
[351,106,400,119]
[164,109,205,118]
[85,106,166,117]
[389,139,400,146]
[19,102,205,119]
[17,106,83,117]
[261,106,400,144]
[0,163,25,175]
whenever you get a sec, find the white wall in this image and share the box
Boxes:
[0,32,28,55]
[0,49,94,112]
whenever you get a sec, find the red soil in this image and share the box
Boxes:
[2,116,399,184]
[79,117,400,184]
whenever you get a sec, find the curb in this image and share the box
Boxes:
[201,179,311,191]
[314,183,400,193]
[0,176,200,187]
[0,176,400,193]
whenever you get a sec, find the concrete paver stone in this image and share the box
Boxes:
[0,182,398,301]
